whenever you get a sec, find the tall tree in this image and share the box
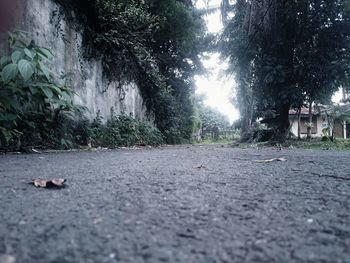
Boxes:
[221,0,350,141]
[145,0,207,143]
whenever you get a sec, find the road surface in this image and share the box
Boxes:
[0,145,349,262]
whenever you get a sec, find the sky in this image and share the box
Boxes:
[195,0,240,123]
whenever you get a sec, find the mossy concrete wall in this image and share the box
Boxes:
[0,0,148,122]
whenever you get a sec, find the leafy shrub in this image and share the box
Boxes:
[0,32,86,150]
[89,111,164,148]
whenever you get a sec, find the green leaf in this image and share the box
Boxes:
[0,127,12,143]
[1,63,18,83]
[7,84,24,94]
[61,91,72,102]
[29,86,39,95]
[47,84,61,94]
[39,62,50,80]
[18,59,34,81]
[26,121,36,129]
[37,48,53,59]
[11,51,23,63]
[0,56,10,67]
[0,113,17,121]
[0,94,21,112]
[24,48,34,59]
[40,86,53,99]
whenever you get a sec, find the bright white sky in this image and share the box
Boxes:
[195,0,239,123]
[333,89,343,103]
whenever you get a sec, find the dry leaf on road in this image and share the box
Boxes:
[51,178,66,186]
[33,179,48,188]
[193,164,206,169]
[255,157,287,163]
[31,178,66,188]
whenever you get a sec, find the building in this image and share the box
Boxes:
[289,107,349,139]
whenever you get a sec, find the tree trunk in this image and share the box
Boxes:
[307,101,313,139]
[238,69,254,141]
[240,109,252,141]
[272,102,291,142]
[297,107,301,139]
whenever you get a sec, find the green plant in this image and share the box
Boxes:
[0,32,86,150]
[89,111,164,148]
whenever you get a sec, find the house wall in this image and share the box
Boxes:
[290,114,348,139]
[289,115,324,138]
[0,0,148,122]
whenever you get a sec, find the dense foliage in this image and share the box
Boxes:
[90,111,164,147]
[0,33,86,150]
[220,0,350,141]
[192,94,232,141]
[195,95,230,129]
[54,0,208,143]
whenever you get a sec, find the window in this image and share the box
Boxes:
[300,116,317,134]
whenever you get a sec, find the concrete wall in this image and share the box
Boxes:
[1,0,148,122]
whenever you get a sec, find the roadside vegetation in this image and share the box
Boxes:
[192,94,240,144]
[0,33,86,151]
[290,139,350,150]
[232,138,350,151]
[220,0,350,142]
[0,0,210,151]
[89,111,164,148]
[0,33,164,152]
[1,0,350,151]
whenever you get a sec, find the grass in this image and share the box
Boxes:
[284,138,350,150]
[231,138,350,151]
[196,138,235,145]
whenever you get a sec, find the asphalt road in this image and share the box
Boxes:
[0,145,350,263]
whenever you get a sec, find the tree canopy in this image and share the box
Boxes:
[220,0,350,141]
[194,94,231,132]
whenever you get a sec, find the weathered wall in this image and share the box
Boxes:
[1,0,148,121]
[289,114,329,138]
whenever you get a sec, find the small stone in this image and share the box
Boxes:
[0,254,16,263]
[109,253,116,259]
[307,218,313,223]
[94,218,103,224]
